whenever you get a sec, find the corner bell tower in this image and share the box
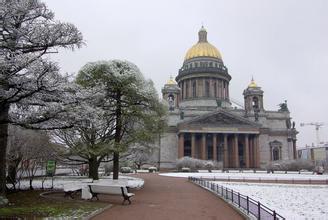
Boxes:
[162,77,180,111]
[243,78,264,120]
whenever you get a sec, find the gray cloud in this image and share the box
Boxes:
[44,0,328,148]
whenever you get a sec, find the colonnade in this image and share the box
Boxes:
[178,132,260,168]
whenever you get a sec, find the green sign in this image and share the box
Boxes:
[46,160,56,176]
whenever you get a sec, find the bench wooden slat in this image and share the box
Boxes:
[88,184,134,205]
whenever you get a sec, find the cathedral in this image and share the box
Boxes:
[159,26,298,169]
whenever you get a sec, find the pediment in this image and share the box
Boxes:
[179,109,260,129]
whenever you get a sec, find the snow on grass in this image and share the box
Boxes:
[160,172,328,181]
[211,181,328,220]
[160,172,328,219]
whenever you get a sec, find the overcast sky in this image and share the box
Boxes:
[43,0,328,148]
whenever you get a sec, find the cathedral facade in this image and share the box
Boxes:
[159,27,298,169]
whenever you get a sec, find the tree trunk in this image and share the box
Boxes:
[88,158,99,180]
[113,152,119,179]
[29,178,34,190]
[0,104,9,200]
[113,91,122,180]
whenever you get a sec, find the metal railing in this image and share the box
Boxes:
[189,177,285,220]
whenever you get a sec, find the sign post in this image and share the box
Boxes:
[46,160,56,189]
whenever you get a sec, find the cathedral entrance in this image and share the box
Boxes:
[178,132,260,168]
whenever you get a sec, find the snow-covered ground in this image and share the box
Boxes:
[160,171,328,181]
[212,181,328,220]
[8,175,144,190]
[161,172,328,219]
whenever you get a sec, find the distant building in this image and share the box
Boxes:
[298,143,328,163]
[158,27,298,169]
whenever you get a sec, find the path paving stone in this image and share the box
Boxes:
[92,174,245,220]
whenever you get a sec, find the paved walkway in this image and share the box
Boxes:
[92,174,245,220]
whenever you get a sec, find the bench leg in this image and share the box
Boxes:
[122,196,132,205]
[91,193,99,201]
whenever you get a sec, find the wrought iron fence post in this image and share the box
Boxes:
[258,201,261,220]
[246,196,249,214]
[273,210,276,220]
[238,192,240,207]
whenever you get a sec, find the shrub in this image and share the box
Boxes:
[176,157,223,172]
[266,159,314,172]
[120,167,132,173]
[148,167,157,173]
[104,163,113,176]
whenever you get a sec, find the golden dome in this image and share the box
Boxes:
[166,76,176,85]
[248,77,258,88]
[184,26,222,61]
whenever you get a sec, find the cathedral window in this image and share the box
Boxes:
[272,147,280,161]
[205,81,210,97]
[186,81,189,98]
[192,81,197,98]
[209,62,213,67]
[252,97,259,110]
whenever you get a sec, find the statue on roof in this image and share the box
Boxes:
[278,100,289,112]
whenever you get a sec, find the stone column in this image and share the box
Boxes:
[270,146,272,161]
[255,135,260,168]
[183,82,186,100]
[223,134,228,168]
[191,133,196,158]
[249,136,253,167]
[245,134,250,168]
[188,79,192,99]
[218,81,222,99]
[178,133,184,158]
[213,134,217,161]
[292,139,297,159]
[201,133,206,160]
[203,78,206,97]
[234,134,239,168]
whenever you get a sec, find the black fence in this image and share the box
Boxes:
[189,177,285,220]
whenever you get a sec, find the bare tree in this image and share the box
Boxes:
[0,0,83,201]
[7,125,59,190]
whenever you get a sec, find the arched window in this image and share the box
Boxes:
[192,81,197,98]
[273,147,280,161]
[252,97,259,109]
[205,81,210,97]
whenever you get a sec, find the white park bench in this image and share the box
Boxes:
[63,184,83,199]
[88,184,135,205]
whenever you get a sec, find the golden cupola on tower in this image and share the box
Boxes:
[184,26,222,61]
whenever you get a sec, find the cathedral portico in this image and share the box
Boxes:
[177,130,261,168]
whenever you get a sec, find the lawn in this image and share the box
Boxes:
[0,190,109,219]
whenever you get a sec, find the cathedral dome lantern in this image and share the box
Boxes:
[184,26,222,61]
[175,26,231,108]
